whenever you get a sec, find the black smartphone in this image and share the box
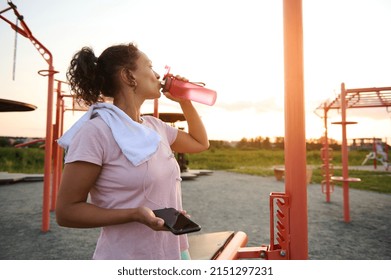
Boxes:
[153,207,201,235]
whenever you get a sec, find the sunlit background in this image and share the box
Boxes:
[1,0,390,143]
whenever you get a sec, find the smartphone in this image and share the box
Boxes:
[153,207,201,235]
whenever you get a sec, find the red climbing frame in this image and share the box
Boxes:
[317,84,391,222]
[2,1,309,259]
[1,0,58,231]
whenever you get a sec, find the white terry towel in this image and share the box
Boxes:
[57,103,161,166]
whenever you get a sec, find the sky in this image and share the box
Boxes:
[0,0,390,143]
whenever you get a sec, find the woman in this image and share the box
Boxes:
[55,43,209,259]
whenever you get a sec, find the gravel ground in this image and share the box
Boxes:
[0,170,390,260]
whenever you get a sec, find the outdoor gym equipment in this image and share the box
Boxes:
[1,0,58,232]
[190,0,308,259]
[1,0,309,259]
[316,84,391,222]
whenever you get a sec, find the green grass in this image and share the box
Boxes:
[0,147,45,174]
[1,146,390,194]
[188,148,391,194]
[188,148,371,170]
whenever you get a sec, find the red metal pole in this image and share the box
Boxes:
[0,3,57,232]
[283,0,308,259]
[373,137,377,169]
[323,106,331,202]
[340,83,350,223]
[58,98,65,188]
[51,80,62,211]
[41,65,55,232]
[51,121,57,211]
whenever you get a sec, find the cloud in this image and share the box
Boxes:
[216,97,284,113]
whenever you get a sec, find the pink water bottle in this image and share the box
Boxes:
[161,66,217,106]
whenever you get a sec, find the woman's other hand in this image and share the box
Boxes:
[137,206,166,231]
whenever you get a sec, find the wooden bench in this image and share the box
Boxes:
[188,231,248,260]
[273,167,285,181]
[273,167,313,184]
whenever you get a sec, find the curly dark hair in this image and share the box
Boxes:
[66,43,140,106]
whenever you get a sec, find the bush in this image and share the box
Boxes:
[0,147,45,173]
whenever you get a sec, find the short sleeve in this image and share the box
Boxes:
[64,118,109,166]
[142,116,178,145]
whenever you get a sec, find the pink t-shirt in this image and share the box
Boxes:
[64,115,188,259]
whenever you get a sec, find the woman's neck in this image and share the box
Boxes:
[113,93,143,123]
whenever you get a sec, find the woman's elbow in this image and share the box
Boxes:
[193,140,210,153]
[202,141,210,151]
[55,204,71,227]
[55,208,66,227]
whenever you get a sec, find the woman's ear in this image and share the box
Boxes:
[120,68,137,88]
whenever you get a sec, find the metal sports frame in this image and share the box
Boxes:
[2,0,309,259]
[1,0,58,232]
[317,84,391,222]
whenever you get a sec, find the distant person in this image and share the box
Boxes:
[55,43,209,259]
[376,140,387,161]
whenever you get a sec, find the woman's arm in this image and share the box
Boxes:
[164,95,210,154]
[55,161,165,230]
[172,99,209,153]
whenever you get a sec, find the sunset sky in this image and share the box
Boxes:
[1,0,390,143]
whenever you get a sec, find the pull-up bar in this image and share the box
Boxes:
[316,84,391,222]
[1,0,57,232]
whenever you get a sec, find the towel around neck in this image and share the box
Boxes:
[57,103,161,166]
